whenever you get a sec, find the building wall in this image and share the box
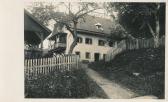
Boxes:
[72,33,113,62]
[56,26,116,62]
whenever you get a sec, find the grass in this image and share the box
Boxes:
[88,47,165,99]
[25,68,107,98]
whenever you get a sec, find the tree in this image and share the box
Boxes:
[109,23,126,41]
[105,3,165,48]
[26,2,102,54]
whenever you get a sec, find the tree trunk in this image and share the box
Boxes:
[68,21,78,54]
[153,35,159,48]
[154,12,160,48]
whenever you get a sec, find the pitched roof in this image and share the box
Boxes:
[77,15,114,35]
[49,13,114,40]
[24,9,51,44]
[24,9,51,36]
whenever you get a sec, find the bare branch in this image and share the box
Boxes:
[157,3,160,10]
[139,21,145,30]
[75,4,88,16]
[54,20,74,36]
[62,3,74,17]
[132,15,138,23]
[77,8,101,19]
[147,22,155,37]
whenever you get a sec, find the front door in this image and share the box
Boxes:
[94,53,100,61]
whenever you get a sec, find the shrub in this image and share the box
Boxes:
[25,68,107,98]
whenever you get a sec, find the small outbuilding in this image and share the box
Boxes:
[24,9,51,58]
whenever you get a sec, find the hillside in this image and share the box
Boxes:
[89,47,165,98]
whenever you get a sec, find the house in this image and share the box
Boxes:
[24,10,51,59]
[48,15,117,62]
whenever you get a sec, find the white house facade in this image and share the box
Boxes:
[72,33,113,62]
[47,14,117,62]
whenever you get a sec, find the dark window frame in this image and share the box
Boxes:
[85,52,90,59]
[98,40,105,46]
[85,38,92,44]
[77,37,83,43]
[75,51,80,58]
[103,54,106,60]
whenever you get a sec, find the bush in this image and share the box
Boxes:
[25,68,107,98]
[89,47,165,98]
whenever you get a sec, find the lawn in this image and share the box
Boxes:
[88,47,165,98]
[25,68,107,98]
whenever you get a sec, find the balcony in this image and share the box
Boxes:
[49,42,66,50]
[47,42,66,54]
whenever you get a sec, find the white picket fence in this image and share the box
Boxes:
[105,40,126,61]
[105,36,165,62]
[126,36,165,50]
[24,54,79,78]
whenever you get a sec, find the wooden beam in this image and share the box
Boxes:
[40,33,44,49]
[35,32,44,49]
[35,32,42,39]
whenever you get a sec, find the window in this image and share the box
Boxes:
[85,38,92,44]
[95,22,103,31]
[75,51,80,58]
[86,52,90,59]
[98,40,105,46]
[103,54,106,60]
[77,37,83,43]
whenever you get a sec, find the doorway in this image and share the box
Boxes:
[94,53,100,61]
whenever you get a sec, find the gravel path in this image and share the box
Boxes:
[82,64,138,99]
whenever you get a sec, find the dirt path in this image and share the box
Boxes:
[82,64,138,99]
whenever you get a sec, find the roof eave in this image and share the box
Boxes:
[77,29,110,37]
[24,9,51,34]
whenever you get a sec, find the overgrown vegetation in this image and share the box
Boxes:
[89,47,165,98]
[106,3,165,48]
[25,68,107,98]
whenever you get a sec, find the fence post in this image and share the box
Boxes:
[24,59,27,77]
[49,57,51,73]
[58,56,60,70]
[44,58,47,74]
[64,55,66,71]
[24,54,81,78]
[136,39,138,49]
[35,59,37,76]
[77,55,79,69]
[24,60,29,78]
[68,55,70,70]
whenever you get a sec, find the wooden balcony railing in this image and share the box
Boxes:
[49,42,66,49]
